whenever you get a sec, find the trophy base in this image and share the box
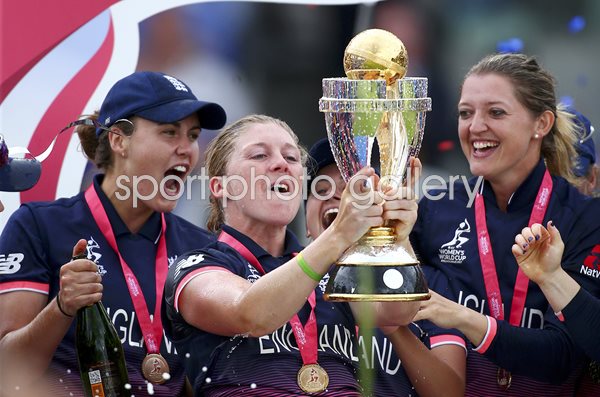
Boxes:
[324,227,430,302]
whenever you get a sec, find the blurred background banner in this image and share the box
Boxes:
[0,0,597,236]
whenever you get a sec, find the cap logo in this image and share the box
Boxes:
[163,75,189,92]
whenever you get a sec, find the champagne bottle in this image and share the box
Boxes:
[74,254,131,397]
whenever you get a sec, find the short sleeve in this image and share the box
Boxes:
[0,205,51,295]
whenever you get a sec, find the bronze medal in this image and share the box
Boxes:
[297,364,329,394]
[497,367,512,390]
[142,353,170,384]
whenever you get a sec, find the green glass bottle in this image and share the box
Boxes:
[75,255,131,397]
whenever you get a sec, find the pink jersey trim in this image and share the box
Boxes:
[473,315,497,353]
[430,334,467,353]
[0,281,49,295]
[554,311,565,322]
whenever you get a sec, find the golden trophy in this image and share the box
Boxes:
[319,29,431,302]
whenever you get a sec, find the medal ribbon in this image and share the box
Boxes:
[85,185,167,354]
[218,230,318,364]
[475,170,552,325]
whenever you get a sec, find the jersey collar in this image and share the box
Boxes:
[92,174,161,241]
[479,159,549,212]
[221,225,304,260]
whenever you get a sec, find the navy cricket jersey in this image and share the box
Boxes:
[0,175,215,397]
[361,266,467,397]
[163,225,363,397]
[411,160,600,396]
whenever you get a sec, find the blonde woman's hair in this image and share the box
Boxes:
[465,53,580,185]
[204,114,308,233]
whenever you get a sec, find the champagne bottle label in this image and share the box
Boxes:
[85,361,127,397]
[89,370,106,397]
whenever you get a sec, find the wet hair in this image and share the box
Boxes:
[205,114,308,233]
[76,112,135,171]
[464,53,579,185]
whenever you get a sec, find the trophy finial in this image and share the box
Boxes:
[343,29,408,85]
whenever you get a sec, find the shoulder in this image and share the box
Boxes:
[163,213,216,245]
[551,176,596,209]
[6,193,85,230]
[167,241,246,284]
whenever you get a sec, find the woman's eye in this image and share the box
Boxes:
[490,109,506,117]
[163,130,177,136]
[251,153,267,160]
[458,110,471,119]
[188,131,200,141]
[285,155,298,162]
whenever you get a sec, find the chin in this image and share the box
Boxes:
[153,197,179,214]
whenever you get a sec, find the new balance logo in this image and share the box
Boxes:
[174,254,204,279]
[0,253,25,274]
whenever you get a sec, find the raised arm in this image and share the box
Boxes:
[178,167,390,337]
[513,221,600,360]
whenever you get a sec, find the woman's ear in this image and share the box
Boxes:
[209,176,224,199]
[535,110,555,138]
[108,128,129,157]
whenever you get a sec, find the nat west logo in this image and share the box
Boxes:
[581,244,600,279]
[438,219,470,264]
[0,253,25,274]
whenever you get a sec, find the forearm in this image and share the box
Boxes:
[480,317,581,382]
[562,288,600,361]
[447,305,489,347]
[388,327,464,397]
[0,298,73,390]
[538,268,580,313]
[240,226,348,335]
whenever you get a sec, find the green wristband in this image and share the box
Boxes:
[297,252,322,282]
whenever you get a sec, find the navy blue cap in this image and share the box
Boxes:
[97,71,226,136]
[0,135,42,192]
[570,109,596,177]
[308,138,337,182]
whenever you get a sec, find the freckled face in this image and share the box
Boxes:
[221,122,304,228]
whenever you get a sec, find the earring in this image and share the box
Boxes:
[534,133,540,139]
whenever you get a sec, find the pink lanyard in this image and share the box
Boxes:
[85,185,167,354]
[218,231,318,365]
[474,170,552,325]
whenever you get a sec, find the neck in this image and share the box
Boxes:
[101,172,153,234]
[228,219,287,257]
[488,157,540,212]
